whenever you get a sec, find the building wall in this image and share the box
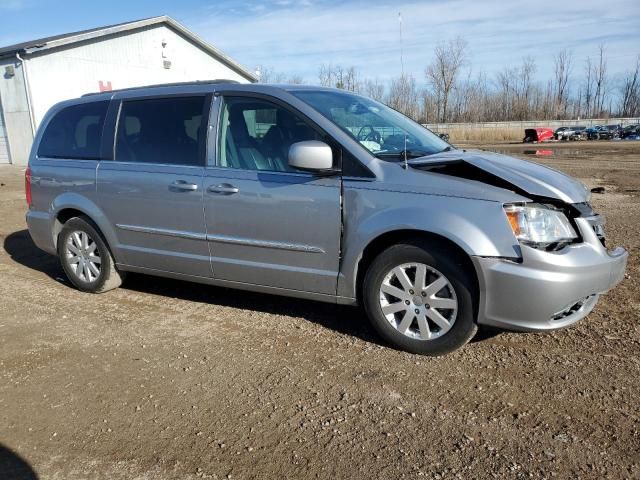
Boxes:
[0,58,33,166]
[27,24,252,125]
[2,23,253,165]
[0,95,9,164]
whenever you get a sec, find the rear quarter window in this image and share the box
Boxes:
[37,101,109,160]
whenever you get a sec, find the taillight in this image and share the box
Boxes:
[25,166,32,207]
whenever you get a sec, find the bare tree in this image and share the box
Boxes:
[256,66,285,83]
[318,64,361,92]
[593,44,608,115]
[553,49,573,117]
[318,64,334,87]
[583,57,594,117]
[363,78,386,102]
[310,45,633,122]
[515,57,536,120]
[286,74,305,85]
[620,55,640,116]
[425,36,468,123]
[386,74,420,120]
[256,66,305,85]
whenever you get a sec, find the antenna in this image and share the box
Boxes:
[398,12,405,77]
[399,12,408,169]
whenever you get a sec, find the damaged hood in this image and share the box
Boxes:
[408,149,590,204]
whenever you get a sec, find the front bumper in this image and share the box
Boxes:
[472,217,628,331]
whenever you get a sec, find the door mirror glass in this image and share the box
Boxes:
[288,141,333,172]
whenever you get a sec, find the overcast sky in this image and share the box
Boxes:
[1,0,638,85]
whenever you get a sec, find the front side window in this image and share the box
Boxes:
[37,101,109,159]
[116,96,206,166]
[218,96,323,172]
[290,90,450,160]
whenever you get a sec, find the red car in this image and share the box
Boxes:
[523,128,554,143]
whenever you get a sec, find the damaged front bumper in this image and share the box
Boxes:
[472,217,628,331]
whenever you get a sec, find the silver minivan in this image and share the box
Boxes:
[26,82,628,355]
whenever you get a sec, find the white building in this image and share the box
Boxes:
[0,16,257,165]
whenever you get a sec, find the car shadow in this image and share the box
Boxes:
[0,444,38,480]
[123,271,385,346]
[3,229,501,349]
[2,229,384,346]
[3,229,62,279]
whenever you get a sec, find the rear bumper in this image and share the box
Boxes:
[26,210,56,255]
[472,217,628,331]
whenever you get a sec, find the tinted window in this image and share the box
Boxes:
[37,101,108,159]
[218,96,323,172]
[116,96,206,166]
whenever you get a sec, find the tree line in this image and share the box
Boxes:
[257,38,640,124]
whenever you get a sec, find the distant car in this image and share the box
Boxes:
[568,126,588,141]
[436,132,450,142]
[607,125,623,138]
[585,126,612,140]
[554,127,568,140]
[621,125,640,140]
[557,127,579,140]
[523,128,554,143]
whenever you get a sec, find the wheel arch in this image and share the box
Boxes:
[353,229,480,317]
[50,194,121,262]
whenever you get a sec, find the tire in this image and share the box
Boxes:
[362,241,477,356]
[57,216,125,293]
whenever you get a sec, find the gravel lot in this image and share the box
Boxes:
[1,141,638,479]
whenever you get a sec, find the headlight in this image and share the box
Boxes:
[503,203,577,248]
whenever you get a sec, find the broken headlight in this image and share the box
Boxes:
[503,203,578,249]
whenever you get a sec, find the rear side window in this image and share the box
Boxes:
[37,101,109,159]
[115,96,206,166]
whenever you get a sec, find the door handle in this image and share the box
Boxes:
[170,180,199,191]
[208,183,239,195]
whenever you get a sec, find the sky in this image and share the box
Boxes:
[0,0,638,86]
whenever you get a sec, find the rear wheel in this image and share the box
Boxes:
[363,241,477,356]
[57,216,124,293]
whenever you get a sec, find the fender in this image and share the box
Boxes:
[50,192,123,263]
[337,188,521,299]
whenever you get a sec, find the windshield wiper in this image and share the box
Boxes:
[375,150,431,160]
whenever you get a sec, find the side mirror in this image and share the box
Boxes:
[288,141,334,173]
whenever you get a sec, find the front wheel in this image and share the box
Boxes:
[363,241,477,356]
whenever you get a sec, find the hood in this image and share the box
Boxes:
[408,149,589,204]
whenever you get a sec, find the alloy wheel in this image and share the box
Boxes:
[65,230,102,282]
[378,262,458,340]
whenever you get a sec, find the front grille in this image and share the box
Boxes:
[585,214,606,247]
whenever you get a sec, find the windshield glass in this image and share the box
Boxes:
[290,89,450,160]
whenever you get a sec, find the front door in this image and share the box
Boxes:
[203,95,341,295]
[97,95,211,278]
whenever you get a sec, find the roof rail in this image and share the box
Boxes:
[82,79,240,97]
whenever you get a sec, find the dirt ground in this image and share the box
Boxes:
[1,141,638,479]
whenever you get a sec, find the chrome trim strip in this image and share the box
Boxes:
[115,224,325,254]
[206,233,325,254]
[116,224,206,241]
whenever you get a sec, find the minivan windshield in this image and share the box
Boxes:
[290,89,450,160]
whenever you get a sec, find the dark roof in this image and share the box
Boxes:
[0,17,154,58]
[0,16,257,81]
